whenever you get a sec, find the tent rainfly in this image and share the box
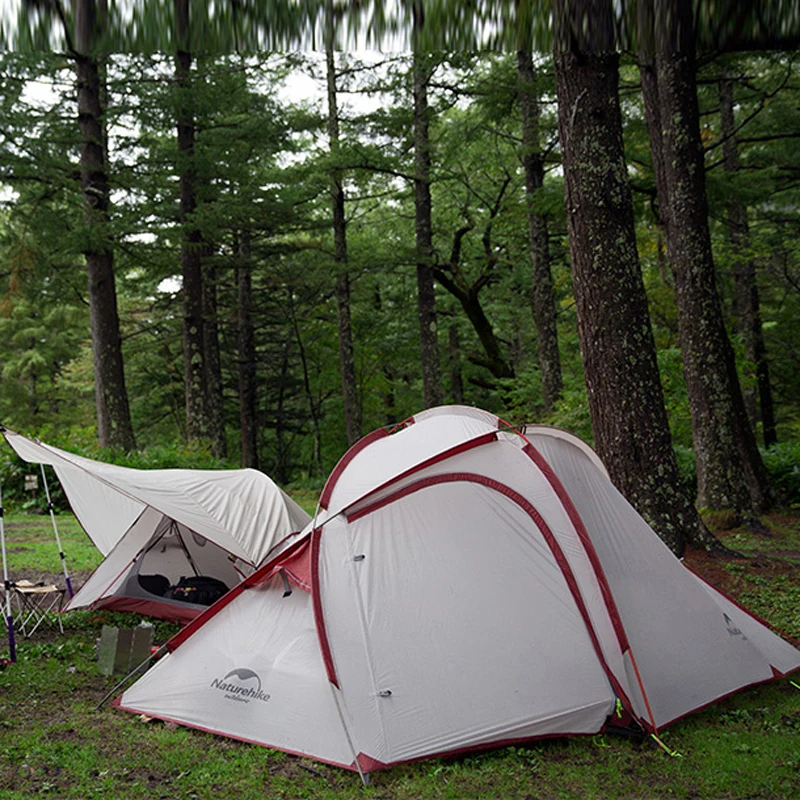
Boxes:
[1,428,311,623]
[114,406,800,775]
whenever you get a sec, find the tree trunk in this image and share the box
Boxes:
[517,49,562,412]
[719,73,777,448]
[374,284,398,426]
[274,330,292,485]
[552,0,720,555]
[175,0,210,445]
[75,0,135,451]
[291,309,324,479]
[236,230,259,469]
[645,0,772,513]
[413,4,443,409]
[637,2,670,235]
[432,268,514,379]
[326,40,361,446]
[448,323,464,403]
[203,258,227,458]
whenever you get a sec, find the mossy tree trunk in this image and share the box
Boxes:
[413,3,443,409]
[719,73,777,449]
[175,0,211,446]
[236,230,259,469]
[448,323,464,403]
[552,0,721,555]
[75,0,135,451]
[642,0,772,514]
[202,260,227,459]
[326,32,361,447]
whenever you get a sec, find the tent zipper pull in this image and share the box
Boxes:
[377,690,392,697]
[353,554,366,562]
[279,570,292,598]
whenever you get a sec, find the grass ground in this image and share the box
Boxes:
[1,509,798,800]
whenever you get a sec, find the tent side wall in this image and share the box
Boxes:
[64,506,163,611]
[116,473,621,770]
[336,436,635,717]
[527,431,800,728]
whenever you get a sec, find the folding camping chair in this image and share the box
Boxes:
[10,579,65,637]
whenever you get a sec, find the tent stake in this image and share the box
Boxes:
[650,733,683,758]
[96,643,169,710]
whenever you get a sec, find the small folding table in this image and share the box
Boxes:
[10,579,65,637]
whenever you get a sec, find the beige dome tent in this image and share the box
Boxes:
[114,406,800,775]
[2,428,310,623]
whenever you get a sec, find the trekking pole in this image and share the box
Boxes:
[0,479,16,662]
[40,463,73,598]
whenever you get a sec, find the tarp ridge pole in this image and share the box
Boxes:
[1,479,17,662]
[39,463,73,598]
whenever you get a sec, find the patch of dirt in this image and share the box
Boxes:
[683,547,799,599]
[684,514,800,595]
[682,516,800,648]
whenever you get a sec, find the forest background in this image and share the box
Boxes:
[1,2,800,553]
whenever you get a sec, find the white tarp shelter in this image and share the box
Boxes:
[115,406,800,773]
[1,428,311,623]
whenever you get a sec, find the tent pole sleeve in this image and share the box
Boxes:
[328,682,368,785]
[626,647,659,735]
[40,463,73,598]
[311,526,368,784]
[1,480,17,662]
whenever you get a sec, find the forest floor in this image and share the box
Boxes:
[0,510,799,800]
[684,512,800,645]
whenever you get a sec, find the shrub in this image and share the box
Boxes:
[761,440,800,506]
[673,444,698,494]
[672,441,800,508]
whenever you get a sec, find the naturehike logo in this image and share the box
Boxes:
[211,668,271,704]
[723,613,747,640]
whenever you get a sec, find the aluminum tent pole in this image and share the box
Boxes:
[39,463,73,598]
[0,479,16,662]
